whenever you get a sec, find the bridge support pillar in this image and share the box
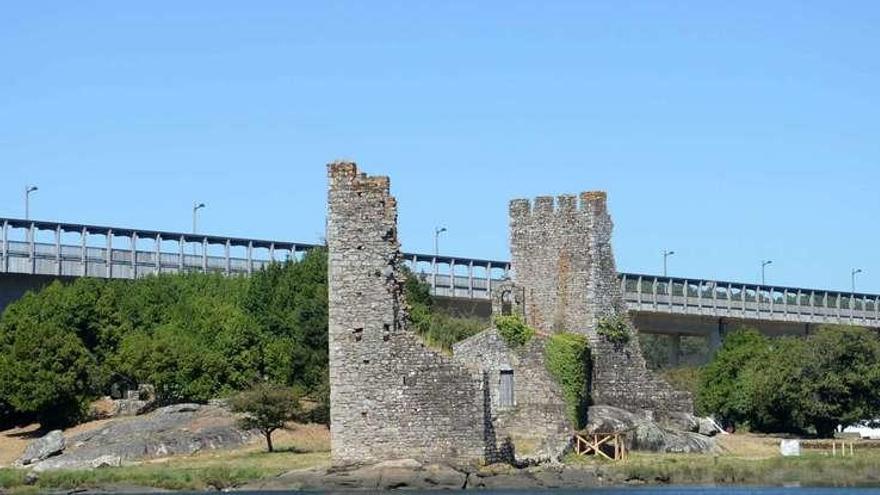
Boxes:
[710,318,726,352]
[668,334,681,367]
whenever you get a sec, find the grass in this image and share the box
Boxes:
[0,424,330,493]
[0,450,329,493]
[612,451,880,487]
[565,435,880,488]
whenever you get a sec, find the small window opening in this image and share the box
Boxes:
[501,290,513,316]
[499,370,515,408]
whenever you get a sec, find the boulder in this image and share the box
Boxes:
[29,403,254,472]
[156,403,200,415]
[658,411,699,432]
[583,405,716,454]
[15,430,65,466]
[698,417,722,437]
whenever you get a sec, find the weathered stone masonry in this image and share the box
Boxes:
[327,162,694,467]
[453,330,570,461]
[509,193,693,419]
[327,162,486,467]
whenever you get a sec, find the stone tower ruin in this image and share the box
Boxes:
[508,192,693,418]
[327,162,487,466]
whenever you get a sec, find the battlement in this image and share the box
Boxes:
[329,161,392,194]
[509,191,608,219]
[328,162,396,224]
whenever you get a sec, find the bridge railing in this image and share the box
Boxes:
[2,218,879,327]
[0,218,511,297]
[620,273,880,327]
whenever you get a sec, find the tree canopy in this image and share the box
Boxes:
[698,325,880,437]
[0,249,329,427]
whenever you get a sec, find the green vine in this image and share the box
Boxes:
[494,315,536,348]
[545,333,591,429]
[597,313,631,345]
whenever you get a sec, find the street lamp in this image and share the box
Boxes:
[852,268,863,293]
[192,202,206,234]
[434,227,447,257]
[662,250,675,277]
[761,260,773,286]
[25,185,38,220]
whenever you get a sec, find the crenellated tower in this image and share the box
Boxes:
[507,190,693,418]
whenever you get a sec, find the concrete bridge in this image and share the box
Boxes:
[2,217,878,354]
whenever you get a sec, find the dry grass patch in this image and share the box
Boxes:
[0,425,40,467]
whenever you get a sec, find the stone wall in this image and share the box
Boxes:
[509,192,693,418]
[453,331,570,462]
[327,162,487,467]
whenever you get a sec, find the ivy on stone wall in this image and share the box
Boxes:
[544,332,591,429]
[597,313,631,345]
[493,315,536,348]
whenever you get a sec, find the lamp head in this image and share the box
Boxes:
[26,185,38,193]
[194,202,206,210]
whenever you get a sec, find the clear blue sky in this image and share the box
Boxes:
[2,2,878,293]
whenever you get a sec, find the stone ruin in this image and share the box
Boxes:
[326,161,693,467]
[508,193,693,418]
[327,162,486,466]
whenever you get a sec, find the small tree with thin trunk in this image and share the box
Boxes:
[230,382,302,452]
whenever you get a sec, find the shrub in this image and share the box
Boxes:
[405,272,487,351]
[596,314,631,345]
[545,332,591,428]
[494,315,536,348]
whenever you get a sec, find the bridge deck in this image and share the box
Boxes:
[2,217,878,328]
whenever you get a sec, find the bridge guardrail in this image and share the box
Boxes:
[2,218,879,327]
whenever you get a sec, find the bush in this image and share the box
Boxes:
[494,315,536,348]
[405,272,487,351]
[596,314,631,345]
[545,332,591,428]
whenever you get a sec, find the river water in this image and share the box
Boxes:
[231,488,880,494]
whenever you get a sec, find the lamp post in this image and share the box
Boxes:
[662,250,675,277]
[192,202,206,234]
[25,185,38,220]
[761,260,773,286]
[852,268,863,293]
[434,227,447,257]
[192,202,206,257]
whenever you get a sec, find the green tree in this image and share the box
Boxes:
[800,326,880,437]
[0,321,95,427]
[697,327,771,427]
[739,337,810,434]
[230,382,303,452]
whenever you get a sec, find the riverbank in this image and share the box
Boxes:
[2,435,880,493]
